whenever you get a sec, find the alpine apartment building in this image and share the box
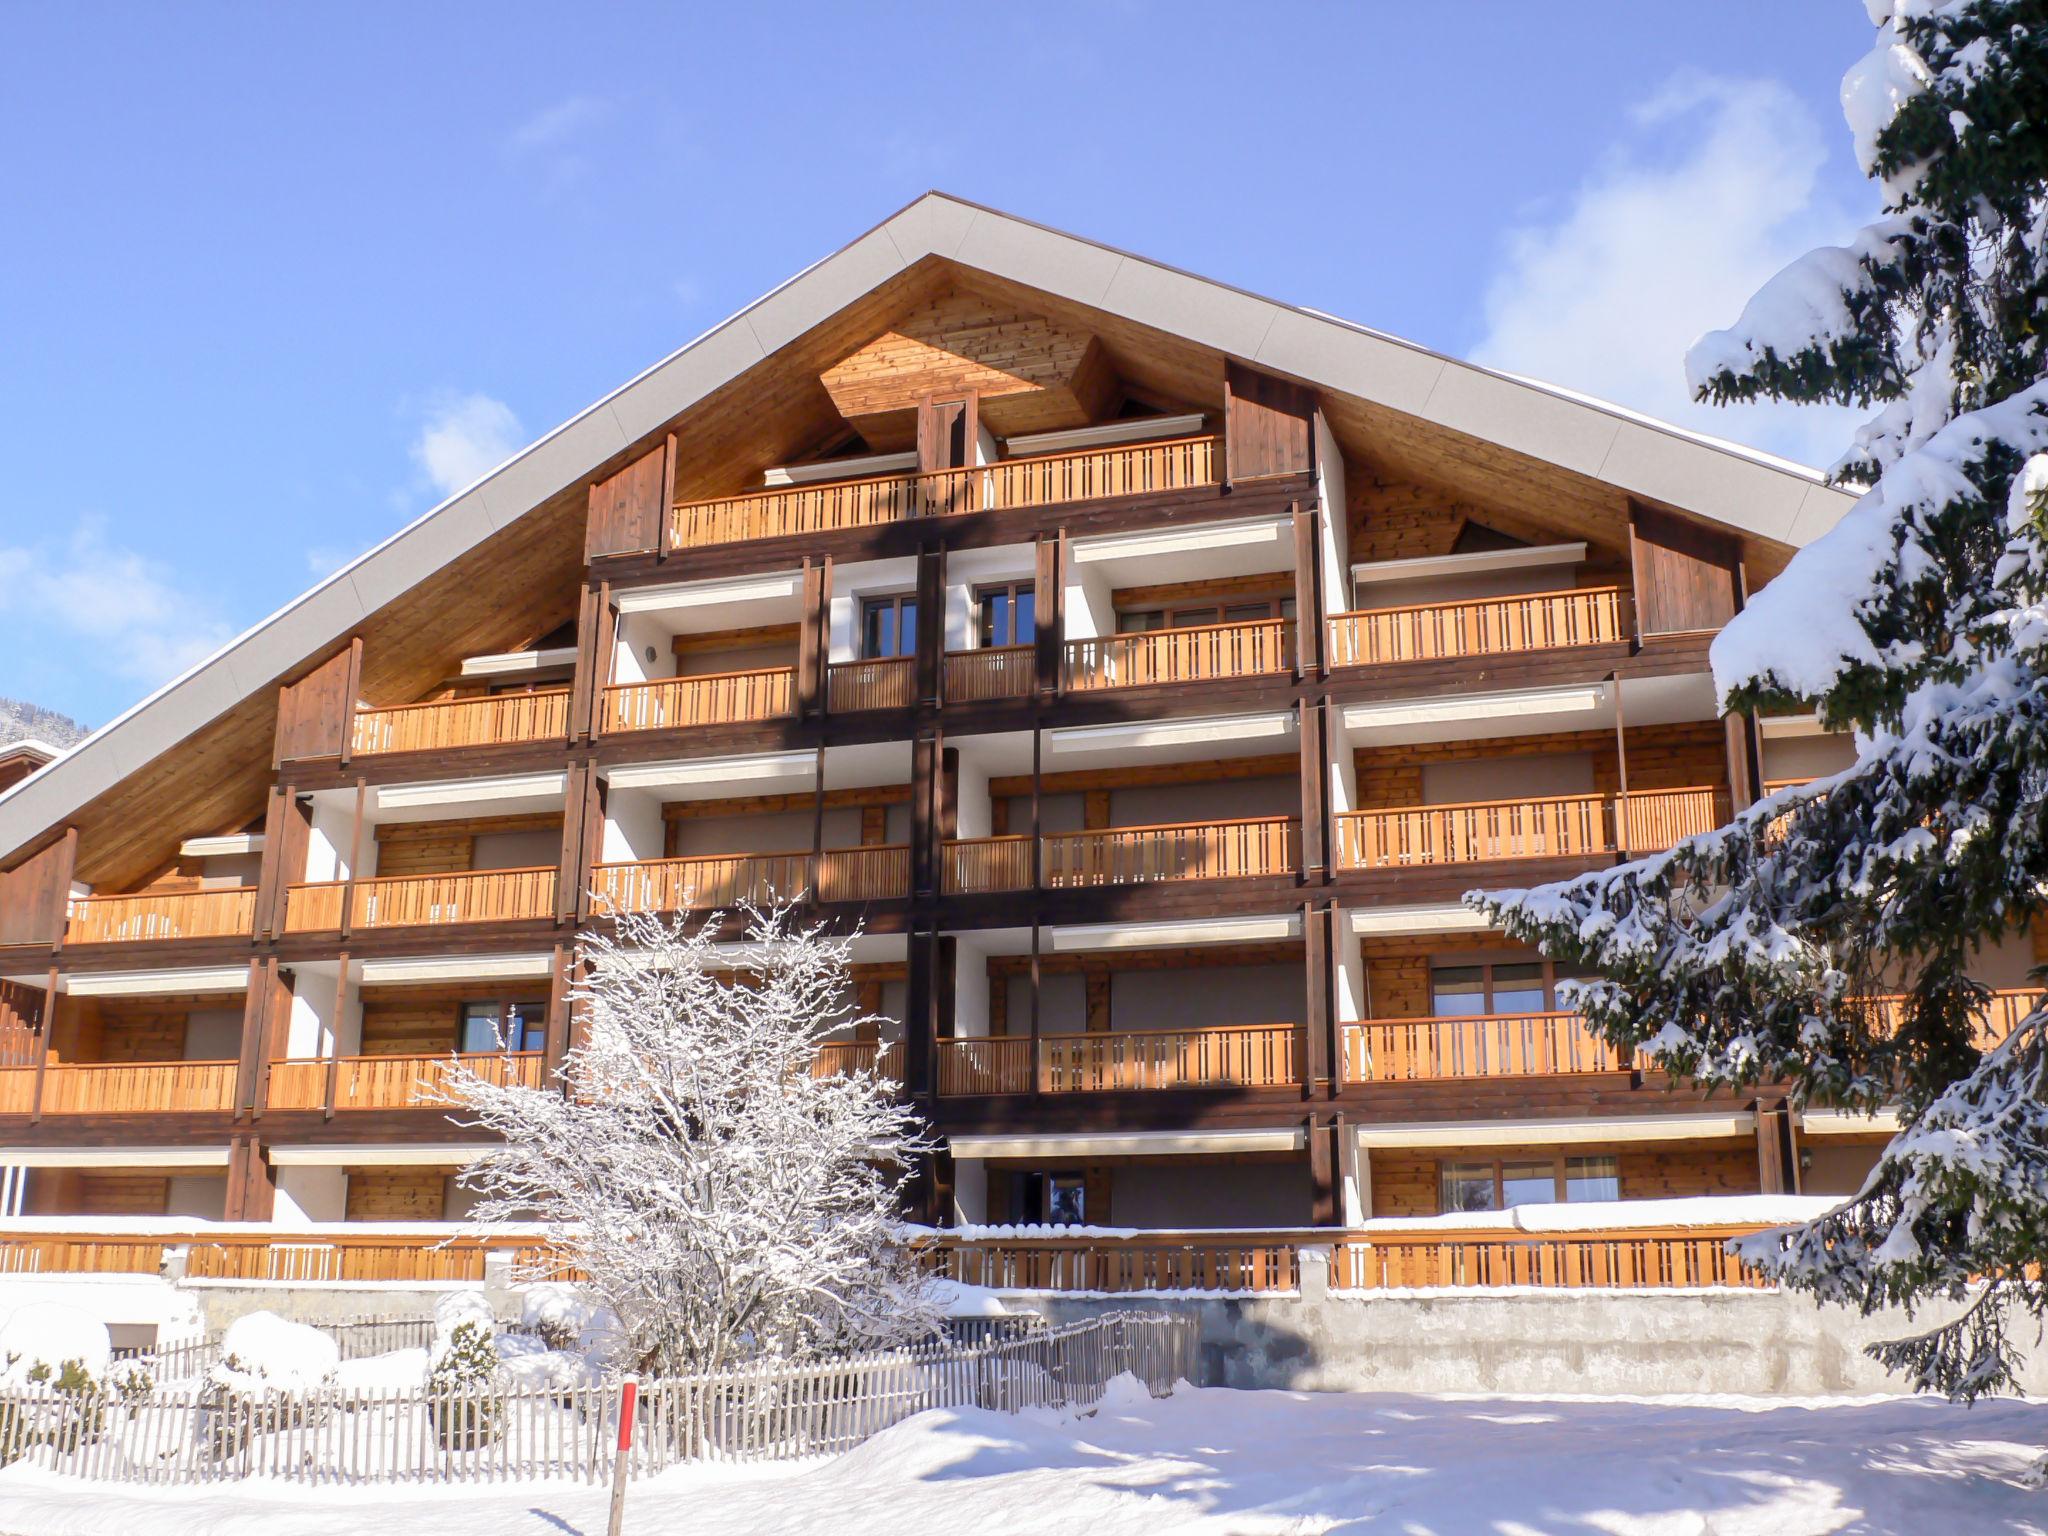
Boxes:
[4,195,2030,1258]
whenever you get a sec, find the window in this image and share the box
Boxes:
[1564,1156,1620,1202]
[1439,1163,1498,1213]
[459,1001,544,1056]
[861,594,918,660]
[1435,1154,1625,1212]
[977,582,1036,648]
[1428,959,1576,1017]
[1114,595,1295,634]
[1010,1170,1087,1225]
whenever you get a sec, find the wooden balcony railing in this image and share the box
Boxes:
[1333,1226,1765,1290]
[1326,586,1626,668]
[816,845,911,903]
[283,869,556,933]
[1043,817,1299,886]
[942,835,1034,894]
[350,689,571,756]
[1336,789,1719,869]
[64,887,258,945]
[1861,988,2038,1052]
[811,1040,904,1081]
[667,435,1222,549]
[0,1235,169,1277]
[827,655,916,713]
[593,852,813,913]
[935,1024,1298,1095]
[1065,617,1293,691]
[1342,1012,1622,1082]
[184,1235,490,1285]
[935,1231,1301,1294]
[599,666,796,734]
[0,1060,239,1115]
[944,645,1035,702]
[265,1051,545,1111]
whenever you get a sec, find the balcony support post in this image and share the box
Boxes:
[1302,903,1331,1099]
[339,779,366,940]
[1028,920,1042,1099]
[916,547,944,707]
[29,966,56,1124]
[1724,709,1761,815]
[1307,1113,1337,1227]
[1033,534,1062,699]
[796,559,823,719]
[1610,673,1631,853]
[225,1135,276,1223]
[570,582,602,744]
[1298,700,1327,881]
[905,924,934,1100]
[234,957,270,1118]
[1292,501,1322,679]
[336,637,364,770]
[545,942,573,1085]
[323,953,349,1120]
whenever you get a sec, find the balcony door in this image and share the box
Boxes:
[861,594,918,662]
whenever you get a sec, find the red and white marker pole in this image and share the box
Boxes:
[607,1374,638,1536]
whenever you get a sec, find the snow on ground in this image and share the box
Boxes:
[5,1383,2045,1535]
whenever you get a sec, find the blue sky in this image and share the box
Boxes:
[0,3,1879,729]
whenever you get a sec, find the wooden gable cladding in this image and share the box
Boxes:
[1224,362,1315,482]
[820,293,1115,448]
[0,830,73,946]
[586,437,674,561]
[1630,503,1743,635]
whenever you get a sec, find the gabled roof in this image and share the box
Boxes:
[0,192,1857,871]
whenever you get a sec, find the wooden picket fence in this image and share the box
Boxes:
[0,1312,1197,1486]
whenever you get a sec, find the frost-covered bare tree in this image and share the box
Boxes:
[442,904,941,1376]
[1475,0,2048,1436]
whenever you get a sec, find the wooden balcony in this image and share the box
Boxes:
[282,868,558,933]
[1335,788,1719,869]
[1342,1012,1622,1082]
[350,689,571,757]
[1065,617,1293,691]
[265,1050,545,1111]
[936,1023,1297,1095]
[592,846,909,913]
[827,655,915,713]
[599,666,795,734]
[667,435,1222,549]
[944,645,1035,702]
[64,887,257,945]
[1863,988,2037,1052]
[812,1040,903,1080]
[1326,586,1626,668]
[942,834,1035,894]
[0,1060,239,1115]
[1043,817,1299,886]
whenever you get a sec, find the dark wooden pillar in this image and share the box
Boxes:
[1299,700,1327,881]
[1034,534,1063,698]
[338,779,367,939]
[225,1136,277,1222]
[905,925,935,1099]
[323,955,350,1120]
[1307,1116,1337,1227]
[1757,1104,1798,1194]
[1302,904,1330,1097]
[545,943,573,1082]
[911,734,940,901]
[28,966,56,1123]
[797,559,824,719]
[237,957,281,1116]
[556,763,592,925]
[935,937,957,1044]
[569,583,603,744]
[1292,501,1322,678]
[1724,710,1761,815]
[916,547,944,707]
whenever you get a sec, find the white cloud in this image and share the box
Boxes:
[507,96,610,196]
[1470,72,1872,471]
[0,517,235,689]
[409,392,524,500]
[508,95,608,153]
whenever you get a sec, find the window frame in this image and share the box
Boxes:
[456,999,545,1056]
[1434,1152,1622,1211]
[859,592,919,661]
[1113,593,1296,635]
[975,581,1037,649]
[1427,957,1586,1016]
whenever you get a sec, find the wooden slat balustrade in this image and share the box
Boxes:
[944,645,1035,702]
[0,1235,167,1276]
[349,689,571,756]
[936,1036,1033,1095]
[8,1060,242,1115]
[1043,817,1299,886]
[1042,1023,1298,1092]
[1860,987,2038,1052]
[1326,586,1625,668]
[265,1051,545,1111]
[592,852,814,913]
[936,1231,1301,1294]
[282,881,346,934]
[668,435,1221,549]
[942,835,1035,894]
[599,667,795,733]
[64,887,258,944]
[351,868,557,929]
[816,845,910,903]
[183,1235,490,1285]
[1065,617,1293,691]
[827,655,916,713]
[1334,1226,1766,1290]
[1336,789,1719,869]
[1342,1013,1621,1082]
[811,1040,904,1081]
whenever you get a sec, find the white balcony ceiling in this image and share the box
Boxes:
[1339,672,1717,748]
[370,771,568,823]
[1069,513,1294,586]
[615,569,805,634]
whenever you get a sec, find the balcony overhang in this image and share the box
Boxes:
[1051,913,1302,952]
[1352,1112,1754,1149]
[1070,513,1293,585]
[1348,904,1496,938]
[267,1143,492,1168]
[949,1126,1305,1160]
[616,569,806,633]
[1352,541,1586,586]
[371,771,568,821]
[0,1145,232,1168]
[178,834,265,859]
[62,965,251,997]
[1798,1107,1900,1136]
[460,646,580,678]
[1046,710,1295,764]
[356,952,557,986]
[607,750,815,795]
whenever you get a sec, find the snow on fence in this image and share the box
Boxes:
[0,1312,1195,1487]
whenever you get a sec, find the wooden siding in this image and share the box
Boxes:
[1224,362,1314,481]
[1631,504,1741,635]
[585,440,671,561]
[344,1167,449,1221]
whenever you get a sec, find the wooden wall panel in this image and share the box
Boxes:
[0,833,73,946]
[26,1170,170,1217]
[1368,1138,1760,1218]
[1225,362,1314,482]
[345,1167,448,1220]
[274,644,356,765]
[358,983,550,1056]
[585,441,670,561]
[1631,505,1740,636]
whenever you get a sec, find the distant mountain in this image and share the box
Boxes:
[0,697,88,749]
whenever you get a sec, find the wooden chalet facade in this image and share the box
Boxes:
[2,194,2004,1262]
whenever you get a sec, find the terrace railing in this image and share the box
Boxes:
[350,689,571,756]
[63,888,258,945]
[1326,586,1625,668]
[1065,617,1293,691]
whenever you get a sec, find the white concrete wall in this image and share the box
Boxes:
[1314,410,1349,614]
[274,1165,348,1223]
[612,611,674,685]
[951,1156,988,1226]
[602,787,665,864]
[1063,566,1115,642]
[305,798,356,883]
[953,935,991,1039]
[954,751,992,840]
[286,962,358,1057]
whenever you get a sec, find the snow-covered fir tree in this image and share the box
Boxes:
[1475,0,2048,1427]
[442,903,942,1376]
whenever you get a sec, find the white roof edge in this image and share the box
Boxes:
[0,191,1859,867]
